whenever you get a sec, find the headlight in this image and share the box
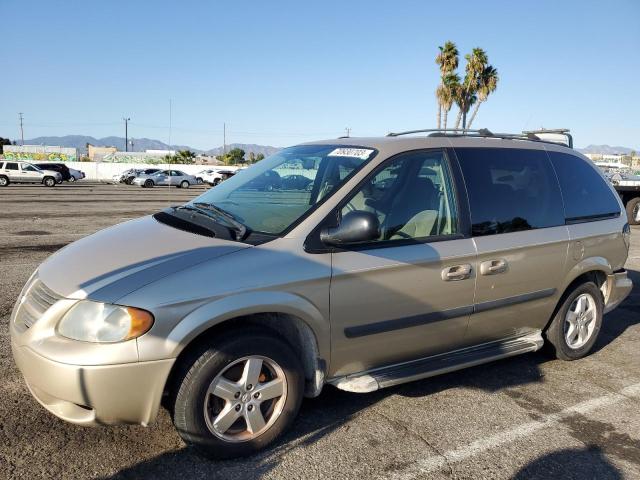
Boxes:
[57,301,154,343]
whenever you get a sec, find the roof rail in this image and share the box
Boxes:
[385,127,573,148]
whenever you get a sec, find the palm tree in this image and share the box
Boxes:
[441,73,459,129]
[466,65,499,129]
[454,48,487,130]
[435,41,459,129]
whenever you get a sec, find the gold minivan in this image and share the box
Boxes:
[11,129,632,458]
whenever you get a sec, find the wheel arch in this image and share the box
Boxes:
[163,292,330,399]
[544,259,609,332]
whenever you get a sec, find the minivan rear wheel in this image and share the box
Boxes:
[626,197,640,225]
[545,282,603,361]
[171,329,304,459]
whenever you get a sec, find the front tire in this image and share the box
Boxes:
[43,177,56,187]
[545,281,603,361]
[180,180,190,189]
[172,329,304,459]
[626,197,640,225]
[144,179,154,188]
[69,176,76,182]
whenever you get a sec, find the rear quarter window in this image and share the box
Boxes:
[547,151,621,222]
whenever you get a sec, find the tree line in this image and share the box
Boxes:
[161,148,266,165]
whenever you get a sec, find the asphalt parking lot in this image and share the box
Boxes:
[1,182,639,480]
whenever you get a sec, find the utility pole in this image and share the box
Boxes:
[168,99,172,154]
[123,117,130,151]
[223,122,226,155]
[344,127,351,137]
[18,113,24,145]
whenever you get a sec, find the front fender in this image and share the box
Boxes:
[137,290,330,364]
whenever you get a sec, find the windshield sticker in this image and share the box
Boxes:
[328,148,374,160]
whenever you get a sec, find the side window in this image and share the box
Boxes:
[341,150,458,242]
[548,152,621,222]
[22,164,39,172]
[456,148,564,236]
[5,162,19,170]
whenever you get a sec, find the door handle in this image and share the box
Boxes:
[480,259,508,275]
[441,264,472,281]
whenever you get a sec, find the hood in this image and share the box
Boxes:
[38,215,249,303]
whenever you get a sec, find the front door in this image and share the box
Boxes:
[454,147,570,344]
[329,149,476,377]
[20,163,43,183]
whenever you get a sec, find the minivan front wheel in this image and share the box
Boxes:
[546,282,603,361]
[172,330,304,459]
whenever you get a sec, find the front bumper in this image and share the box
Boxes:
[604,269,633,314]
[12,340,174,426]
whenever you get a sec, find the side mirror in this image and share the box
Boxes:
[320,211,380,246]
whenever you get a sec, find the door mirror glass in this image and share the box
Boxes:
[321,211,381,246]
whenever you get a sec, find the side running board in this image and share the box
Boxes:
[330,331,544,393]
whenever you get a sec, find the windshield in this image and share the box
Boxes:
[187,144,376,235]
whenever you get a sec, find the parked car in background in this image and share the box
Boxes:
[10,130,632,459]
[0,161,62,187]
[67,168,85,182]
[201,167,240,186]
[132,169,197,188]
[113,168,160,184]
[34,163,71,183]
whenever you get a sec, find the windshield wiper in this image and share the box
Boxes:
[178,203,250,240]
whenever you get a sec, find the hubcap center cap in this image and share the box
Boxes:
[241,392,251,403]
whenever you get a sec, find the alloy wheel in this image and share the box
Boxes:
[564,293,597,349]
[204,355,287,443]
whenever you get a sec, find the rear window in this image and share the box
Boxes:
[456,148,564,236]
[547,152,621,222]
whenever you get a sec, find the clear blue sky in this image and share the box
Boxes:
[1,0,638,150]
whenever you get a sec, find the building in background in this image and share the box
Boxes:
[3,145,78,162]
[87,144,117,161]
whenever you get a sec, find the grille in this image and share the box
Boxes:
[14,278,62,330]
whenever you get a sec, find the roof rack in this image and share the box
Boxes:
[385,127,573,148]
[522,128,573,148]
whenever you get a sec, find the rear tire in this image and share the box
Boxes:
[0,176,9,187]
[545,282,603,361]
[171,329,304,459]
[43,177,56,187]
[626,197,640,225]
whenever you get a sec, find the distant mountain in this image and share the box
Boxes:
[20,135,280,157]
[577,144,637,155]
[205,143,281,157]
[22,135,196,154]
